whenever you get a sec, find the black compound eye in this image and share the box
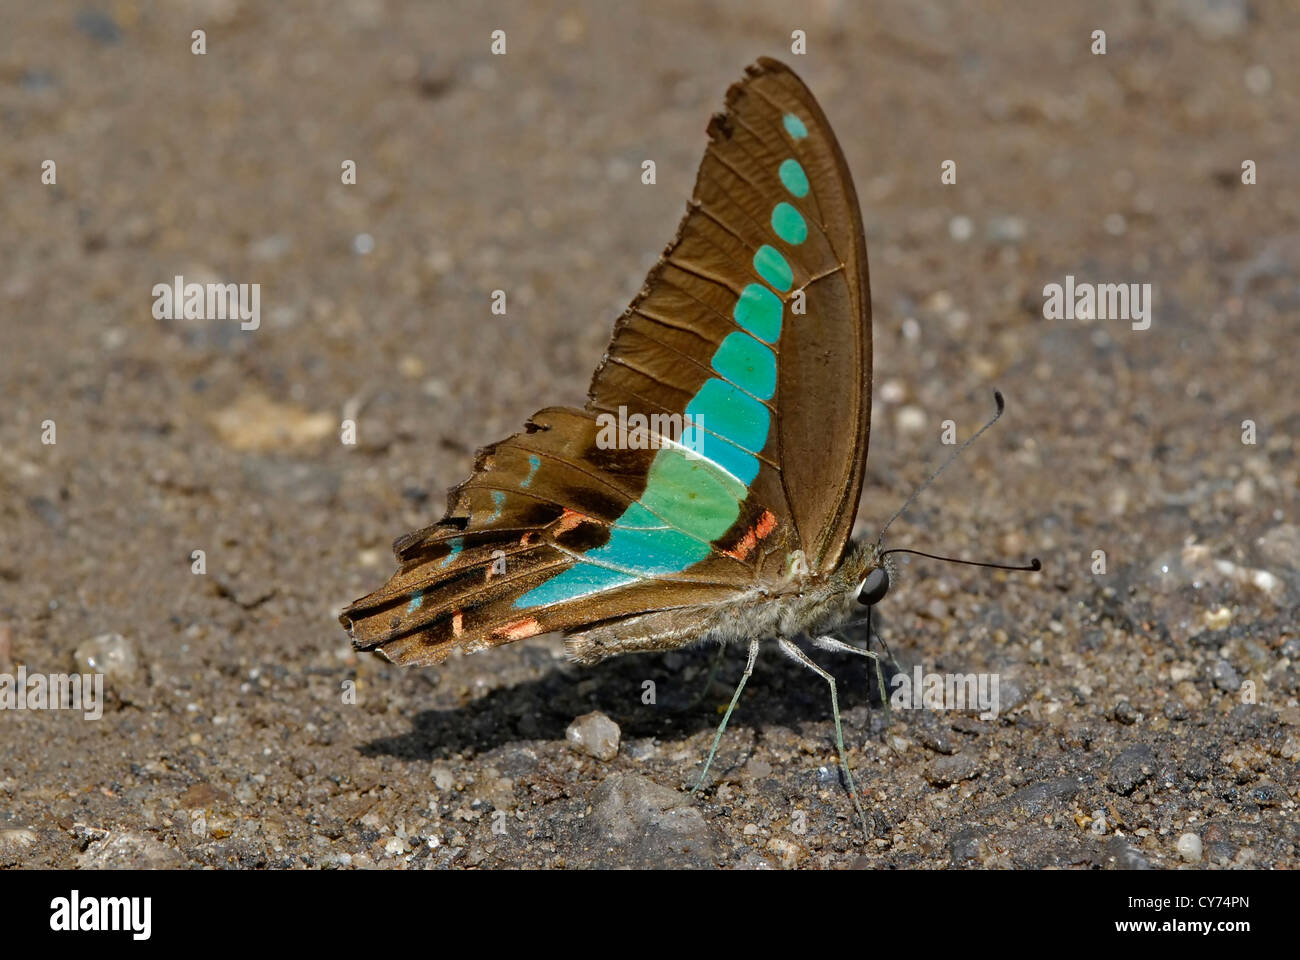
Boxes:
[857,568,889,606]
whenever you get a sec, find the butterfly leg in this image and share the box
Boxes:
[777,638,870,837]
[813,635,893,729]
[691,637,760,795]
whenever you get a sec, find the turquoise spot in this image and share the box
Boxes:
[439,538,463,567]
[753,245,793,292]
[771,202,807,245]
[407,588,424,613]
[486,489,505,521]
[783,113,808,139]
[585,526,711,575]
[687,378,770,454]
[521,454,541,488]
[681,422,760,486]
[732,283,783,343]
[711,332,776,400]
[779,158,809,198]
[517,562,637,606]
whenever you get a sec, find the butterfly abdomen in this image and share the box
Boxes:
[564,566,848,665]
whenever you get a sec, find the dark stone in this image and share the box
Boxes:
[924,752,982,787]
[1250,783,1285,808]
[1108,744,1156,795]
[1113,700,1140,724]
[984,777,1084,817]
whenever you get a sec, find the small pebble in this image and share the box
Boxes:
[895,405,927,434]
[72,633,141,685]
[1162,700,1189,721]
[1203,606,1232,630]
[429,765,454,791]
[925,752,981,786]
[566,711,620,761]
[1177,832,1203,863]
[1211,660,1241,693]
[76,832,183,869]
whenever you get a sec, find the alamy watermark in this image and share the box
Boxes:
[0,667,103,720]
[152,275,260,330]
[595,405,705,457]
[890,665,1001,721]
[49,890,150,940]
[1043,274,1152,330]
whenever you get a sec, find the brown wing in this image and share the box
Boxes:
[341,58,871,666]
[586,57,871,574]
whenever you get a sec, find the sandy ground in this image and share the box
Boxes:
[1,0,1297,869]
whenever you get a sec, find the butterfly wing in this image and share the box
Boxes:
[588,57,872,576]
[341,57,871,666]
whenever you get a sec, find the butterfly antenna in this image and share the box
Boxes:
[875,390,1006,546]
[881,548,1041,573]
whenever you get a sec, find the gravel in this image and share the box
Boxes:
[0,2,1296,869]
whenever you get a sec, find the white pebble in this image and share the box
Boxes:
[566,711,621,761]
[895,405,927,434]
[1177,832,1203,863]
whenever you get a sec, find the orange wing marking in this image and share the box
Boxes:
[553,508,592,535]
[493,618,542,642]
[722,509,779,561]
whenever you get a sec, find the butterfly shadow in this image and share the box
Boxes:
[359,624,898,764]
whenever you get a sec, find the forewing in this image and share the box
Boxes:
[587,57,871,575]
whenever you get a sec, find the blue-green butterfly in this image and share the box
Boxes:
[342,57,1033,829]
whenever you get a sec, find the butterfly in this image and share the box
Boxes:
[341,57,1034,831]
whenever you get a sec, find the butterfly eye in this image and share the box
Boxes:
[857,568,889,606]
